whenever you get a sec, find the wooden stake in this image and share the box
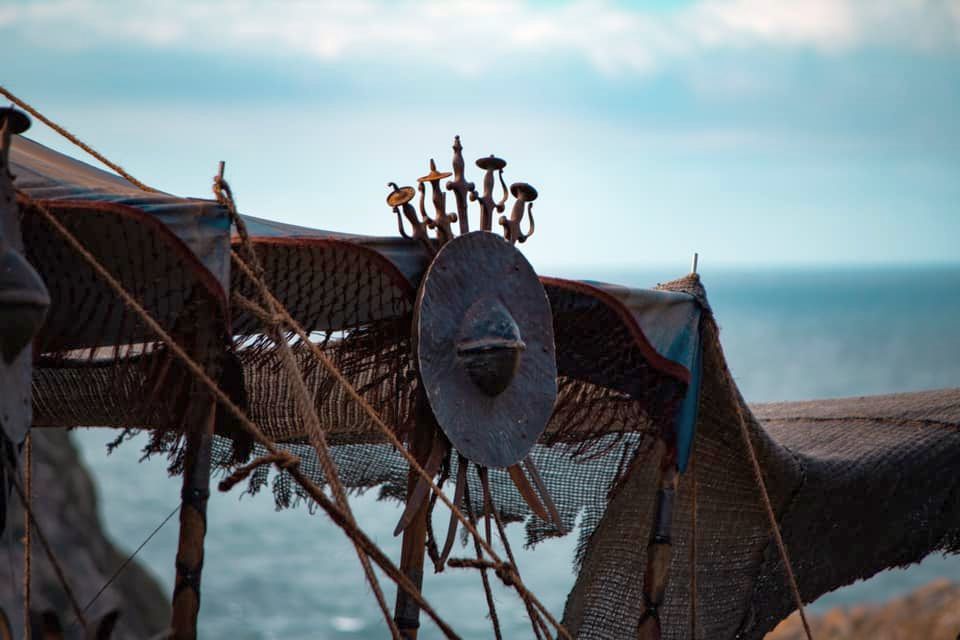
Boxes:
[393,391,437,639]
[636,443,679,640]
[170,395,217,640]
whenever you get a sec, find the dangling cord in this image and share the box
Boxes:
[9,439,89,634]
[478,467,493,546]
[22,432,31,640]
[689,453,698,640]
[484,476,551,640]
[463,475,502,639]
[731,382,814,640]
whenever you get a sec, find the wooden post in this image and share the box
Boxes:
[636,443,679,640]
[170,394,217,639]
[393,391,437,639]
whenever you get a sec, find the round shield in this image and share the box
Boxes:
[415,231,557,468]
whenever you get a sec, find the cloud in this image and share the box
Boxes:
[4,0,959,75]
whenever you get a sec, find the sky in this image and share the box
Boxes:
[3,0,959,271]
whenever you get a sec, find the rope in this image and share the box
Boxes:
[213,174,400,640]
[21,195,457,639]
[481,468,551,640]
[730,381,814,640]
[219,155,569,636]
[79,504,181,619]
[0,86,158,193]
[462,472,503,640]
[8,458,88,631]
[217,452,299,493]
[22,432,30,640]
[5,87,570,634]
[229,252,572,640]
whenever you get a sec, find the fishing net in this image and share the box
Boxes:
[23,201,229,447]
[27,218,685,559]
[16,132,960,640]
[562,276,960,639]
[209,240,685,553]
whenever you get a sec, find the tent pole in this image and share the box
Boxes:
[393,391,436,639]
[636,442,679,640]
[170,394,217,640]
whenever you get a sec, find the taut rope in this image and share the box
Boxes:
[9,453,89,632]
[229,251,572,639]
[21,195,458,638]
[0,86,157,193]
[213,173,401,640]
[9,84,570,638]
[730,379,814,640]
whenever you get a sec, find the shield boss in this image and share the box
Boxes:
[415,231,557,468]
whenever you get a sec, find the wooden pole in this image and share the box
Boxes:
[393,391,437,639]
[636,442,679,640]
[170,394,217,640]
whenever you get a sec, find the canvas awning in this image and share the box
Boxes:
[11,134,960,639]
[12,135,704,468]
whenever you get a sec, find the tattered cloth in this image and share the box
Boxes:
[13,135,696,545]
[13,136,960,639]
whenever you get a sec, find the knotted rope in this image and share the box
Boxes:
[213,170,401,640]
[21,194,458,638]
[217,451,300,493]
[8,83,570,639]
[461,471,503,640]
[228,250,571,639]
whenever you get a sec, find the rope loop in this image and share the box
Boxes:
[3,84,572,637]
[218,451,301,493]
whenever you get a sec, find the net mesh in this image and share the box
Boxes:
[561,275,960,640]
[31,233,686,556]
[25,217,960,639]
[208,241,684,551]
[24,202,228,450]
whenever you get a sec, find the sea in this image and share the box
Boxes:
[71,265,960,639]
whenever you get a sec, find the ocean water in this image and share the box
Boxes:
[71,265,960,639]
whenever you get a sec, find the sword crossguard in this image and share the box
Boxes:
[446,135,475,235]
[499,182,537,245]
[387,182,435,255]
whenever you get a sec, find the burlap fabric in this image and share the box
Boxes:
[562,275,960,639]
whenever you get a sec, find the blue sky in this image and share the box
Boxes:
[4,0,959,271]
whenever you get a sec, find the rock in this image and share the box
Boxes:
[0,429,170,639]
[767,579,960,640]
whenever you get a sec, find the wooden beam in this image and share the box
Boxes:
[393,392,438,639]
[636,443,679,640]
[170,394,217,640]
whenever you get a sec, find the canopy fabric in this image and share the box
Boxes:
[562,282,960,639]
[11,137,230,358]
[28,134,957,640]
[14,135,703,465]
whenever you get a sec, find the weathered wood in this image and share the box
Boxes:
[393,393,438,639]
[636,444,679,640]
[170,395,216,640]
[507,463,550,522]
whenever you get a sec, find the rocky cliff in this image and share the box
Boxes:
[0,429,170,639]
[768,579,960,640]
